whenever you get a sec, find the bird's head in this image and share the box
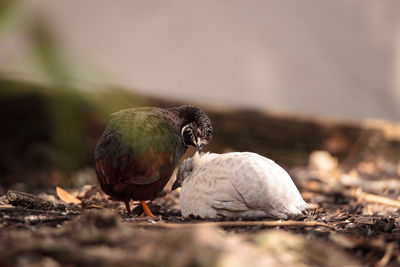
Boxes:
[171,157,193,190]
[171,152,217,190]
[170,105,212,153]
[181,122,212,153]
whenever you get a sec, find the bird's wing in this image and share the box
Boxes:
[95,109,186,185]
[207,178,249,211]
[180,170,248,219]
[221,152,306,216]
[183,160,250,213]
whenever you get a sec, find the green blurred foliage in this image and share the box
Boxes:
[0,79,149,165]
[0,78,148,188]
[0,0,19,36]
[29,16,74,88]
[0,4,149,189]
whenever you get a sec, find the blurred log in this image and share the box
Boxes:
[3,79,400,191]
[155,98,400,167]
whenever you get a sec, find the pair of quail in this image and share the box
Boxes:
[94,106,307,219]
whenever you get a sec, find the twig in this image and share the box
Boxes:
[132,220,335,229]
[347,190,400,208]
[341,178,400,194]
[0,205,15,210]
[376,242,395,267]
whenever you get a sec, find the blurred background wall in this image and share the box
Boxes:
[1,0,400,121]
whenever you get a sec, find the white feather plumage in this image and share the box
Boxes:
[178,152,308,219]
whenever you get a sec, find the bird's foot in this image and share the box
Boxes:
[140,201,156,218]
[124,200,132,215]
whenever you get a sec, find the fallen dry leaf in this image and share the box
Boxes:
[56,186,82,205]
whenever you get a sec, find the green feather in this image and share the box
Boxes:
[108,107,184,159]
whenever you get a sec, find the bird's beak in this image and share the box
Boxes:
[171,180,180,191]
[195,137,204,153]
[196,144,203,154]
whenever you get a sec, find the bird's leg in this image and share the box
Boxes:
[140,201,156,218]
[124,200,131,214]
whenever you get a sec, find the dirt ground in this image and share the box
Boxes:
[1,150,399,267]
